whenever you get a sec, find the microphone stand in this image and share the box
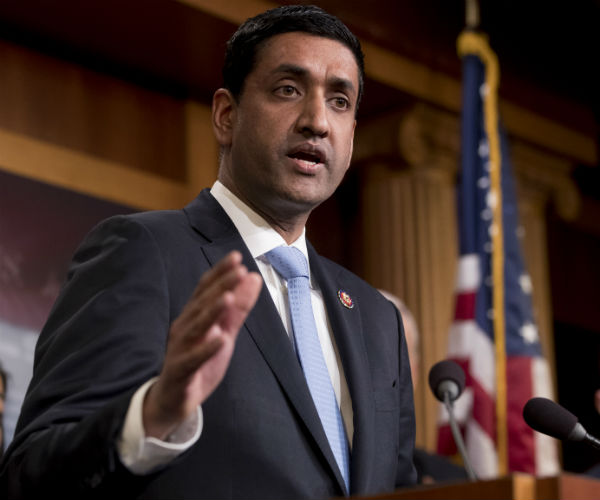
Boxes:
[444,392,478,481]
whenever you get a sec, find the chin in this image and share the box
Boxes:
[278,190,324,213]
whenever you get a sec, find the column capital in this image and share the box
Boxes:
[354,102,581,220]
[511,141,580,220]
[354,103,459,177]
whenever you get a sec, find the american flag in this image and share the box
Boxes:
[436,31,559,478]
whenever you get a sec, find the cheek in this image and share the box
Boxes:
[233,118,264,159]
[338,127,355,166]
[242,116,284,157]
[334,117,355,147]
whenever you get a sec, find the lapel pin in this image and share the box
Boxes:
[338,290,354,309]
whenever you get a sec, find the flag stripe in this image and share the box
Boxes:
[532,358,560,476]
[447,320,495,395]
[507,356,535,473]
[454,292,477,320]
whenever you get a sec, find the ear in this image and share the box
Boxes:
[212,88,236,147]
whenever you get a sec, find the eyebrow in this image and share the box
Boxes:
[272,63,357,97]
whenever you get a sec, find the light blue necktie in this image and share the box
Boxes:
[266,246,350,491]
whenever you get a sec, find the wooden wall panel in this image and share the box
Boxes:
[0,39,186,181]
[0,40,220,210]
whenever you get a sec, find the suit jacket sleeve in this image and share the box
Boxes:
[0,215,179,498]
[394,304,418,488]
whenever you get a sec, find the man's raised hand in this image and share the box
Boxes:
[143,251,262,439]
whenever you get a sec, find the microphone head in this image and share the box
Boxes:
[523,397,578,441]
[428,360,466,402]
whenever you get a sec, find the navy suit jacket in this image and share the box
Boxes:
[0,190,416,499]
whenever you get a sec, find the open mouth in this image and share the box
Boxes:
[287,148,326,169]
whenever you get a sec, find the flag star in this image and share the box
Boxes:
[519,274,533,294]
[486,191,497,209]
[478,139,489,158]
[479,83,489,97]
[516,226,526,239]
[487,308,494,320]
[481,208,492,221]
[478,176,490,189]
[520,322,539,344]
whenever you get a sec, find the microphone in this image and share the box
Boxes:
[428,360,477,481]
[428,359,466,403]
[523,397,600,451]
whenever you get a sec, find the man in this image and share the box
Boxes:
[0,5,416,499]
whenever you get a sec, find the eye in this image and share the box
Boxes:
[275,85,298,97]
[331,96,350,110]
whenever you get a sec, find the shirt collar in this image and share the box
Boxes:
[210,180,309,262]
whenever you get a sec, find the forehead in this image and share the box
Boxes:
[252,32,359,87]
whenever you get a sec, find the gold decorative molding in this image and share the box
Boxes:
[0,96,219,210]
[0,127,191,210]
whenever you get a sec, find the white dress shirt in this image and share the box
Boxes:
[118,181,353,473]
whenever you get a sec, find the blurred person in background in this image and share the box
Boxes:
[379,290,467,484]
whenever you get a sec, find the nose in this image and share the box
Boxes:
[296,92,329,138]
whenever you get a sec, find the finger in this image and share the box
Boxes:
[166,330,225,384]
[233,272,263,312]
[174,267,248,343]
[217,272,263,334]
[194,262,249,306]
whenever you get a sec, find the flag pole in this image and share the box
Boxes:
[485,40,509,482]
[461,0,508,476]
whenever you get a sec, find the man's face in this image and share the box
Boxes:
[218,32,358,222]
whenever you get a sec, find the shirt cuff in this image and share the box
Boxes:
[117,377,203,475]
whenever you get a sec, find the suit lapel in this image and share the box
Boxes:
[185,191,348,494]
[308,244,376,495]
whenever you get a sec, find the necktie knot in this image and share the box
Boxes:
[265,246,309,281]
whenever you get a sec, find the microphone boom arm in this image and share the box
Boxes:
[444,391,478,481]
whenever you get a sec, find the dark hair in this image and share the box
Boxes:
[223,4,365,109]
